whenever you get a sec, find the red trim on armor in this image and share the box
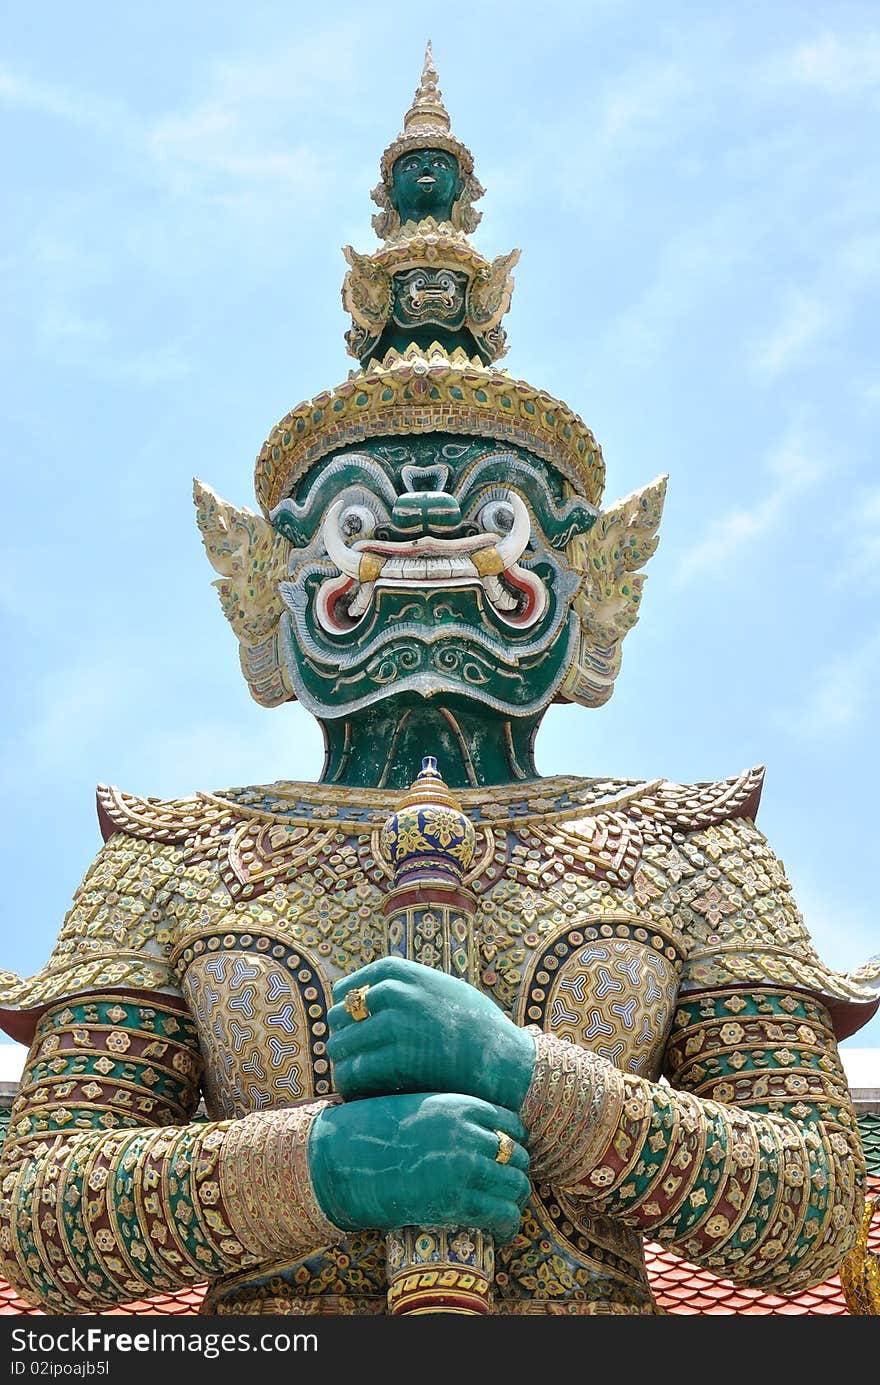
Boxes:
[382,882,477,914]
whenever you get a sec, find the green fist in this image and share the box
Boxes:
[327,957,536,1111]
[308,1092,530,1243]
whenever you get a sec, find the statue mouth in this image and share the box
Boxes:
[317,496,548,633]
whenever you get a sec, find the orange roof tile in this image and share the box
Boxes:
[646,1172,880,1315]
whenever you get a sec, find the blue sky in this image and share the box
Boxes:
[1,2,878,1052]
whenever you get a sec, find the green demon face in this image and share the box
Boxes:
[270,436,597,720]
[390,148,463,225]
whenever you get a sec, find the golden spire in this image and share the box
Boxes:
[378,40,476,184]
[402,40,451,136]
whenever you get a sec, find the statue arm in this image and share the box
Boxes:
[522,989,864,1293]
[0,992,343,1312]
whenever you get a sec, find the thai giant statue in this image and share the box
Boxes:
[2,45,879,1318]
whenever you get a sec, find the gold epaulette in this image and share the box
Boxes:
[672,807,880,1040]
[624,766,765,835]
[0,814,188,1044]
[841,1197,880,1315]
[96,782,238,844]
[94,768,764,841]
[1,780,300,1039]
[684,949,880,1007]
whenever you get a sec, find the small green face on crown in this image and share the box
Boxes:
[390,147,463,225]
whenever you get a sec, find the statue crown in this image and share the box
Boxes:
[379,40,475,184]
[372,42,484,241]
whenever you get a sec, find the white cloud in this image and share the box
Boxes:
[750,228,880,382]
[765,435,824,487]
[785,630,880,739]
[146,103,323,184]
[0,64,134,143]
[673,428,823,585]
[673,505,772,586]
[0,67,80,118]
[603,209,758,365]
[0,66,110,127]
[784,876,880,981]
[142,20,365,192]
[35,304,190,384]
[825,486,880,589]
[785,32,880,95]
[0,644,323,799]
[751,291,835,378]
[37,307,112,351]
[516,49,707,229]
[0,658,136,789]
[594,60,695,151]
[838,232,880,283]
[3,20,367,315]
[851,486,880,527]
[114,341,192,385]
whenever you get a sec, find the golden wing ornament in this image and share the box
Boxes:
[341,245,394,331]
[468,249,520,328]
[562,475,667,707]
[193,477,294,706]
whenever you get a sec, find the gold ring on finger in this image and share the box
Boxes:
[495,1130,515,1165]
[344,985,371,1022]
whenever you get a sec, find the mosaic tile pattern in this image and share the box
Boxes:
[2,1167,877,1317]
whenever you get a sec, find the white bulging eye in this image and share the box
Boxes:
[479,499,516,535]
[339,504,377,539]
[323,500,369,578]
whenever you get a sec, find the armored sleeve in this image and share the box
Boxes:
[520,816,877,1293]
[0,824,343,1313]
[0,993,342,1313]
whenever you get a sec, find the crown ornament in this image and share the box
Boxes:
[253,343,605,516]
[194,44,667,724]
[371,41,485,239]
[346,44,517,367]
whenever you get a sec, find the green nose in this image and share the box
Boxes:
[389,490,463,536]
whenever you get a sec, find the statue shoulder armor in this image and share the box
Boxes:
[623,764,766,834]
[0,783,231,1046]
[653,789,880,1042]
[95,781,236,845]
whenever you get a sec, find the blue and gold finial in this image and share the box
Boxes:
[380,754,476,881]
